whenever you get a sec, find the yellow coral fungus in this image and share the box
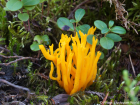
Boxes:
[39,26,101,95]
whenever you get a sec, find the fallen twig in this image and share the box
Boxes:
[129,54,136,77]
[0,54,23,58]
[0,71,5,75]
[0,46,17,56]
[68,0,90,19]
[85,90,105,100]
[0,55,39,66]
[0,79,31,98]
[109,100,112,105]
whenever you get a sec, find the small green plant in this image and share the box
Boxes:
[56,8,126,59]
[37,95,49,105]
[30,35,51,51]
[4,0,45,21]
[123,70,139,103]
[93,20,126,49]
[7,21,31,54]
[8,21,30,39]
[127,0,140,32]
[128,0,140,22]
[0,6,7,34]
[0,6,7,45]
[57,8,87,32]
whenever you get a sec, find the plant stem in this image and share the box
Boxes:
[104,31,110,37]
[28,19,30,31]
[74,22,78,36]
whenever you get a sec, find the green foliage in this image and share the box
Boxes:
[56,9,126,58]
[8,21,31,50]
[108,20,114,28]
[6,21,31,54]
[68,92,98,105]
[106,33,122,42]
[57,17,74,31]
[86,35,98,45]
[94,20,107,30]
[111,26,126,34]
[57,9,86,33]
[27,65,58,98]
[4,0,41,21]
[70,19,76,23]
[94,20,126,50]
[100,37,114,49]
[76,24,90,38]
[94,20,126,35]
[27,61,33,72]
[135,74,140,81]
[30,42,40,51]
[24,6,36,10]
[128,0,140,22]
[0,7,8,39]
[22,0,40,6]
[101,27,109,34]
[37,95,49,104]
[0,0,139,104]
[18,13,29,21]
[5,0,40,10]
[5,0,23,11]
[30,35,51,51]
[75,9,85,22]
[123,70,139,102]
[97,52,104,59]
[40,0,45,3]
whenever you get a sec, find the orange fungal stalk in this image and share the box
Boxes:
[39,26,101,95]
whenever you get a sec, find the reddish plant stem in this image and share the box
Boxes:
[28,19,30,31]
[37,50,41,59]
[23,22,28,31]
[101,92,109,105]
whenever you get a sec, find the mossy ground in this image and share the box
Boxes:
[0,0,140,105]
